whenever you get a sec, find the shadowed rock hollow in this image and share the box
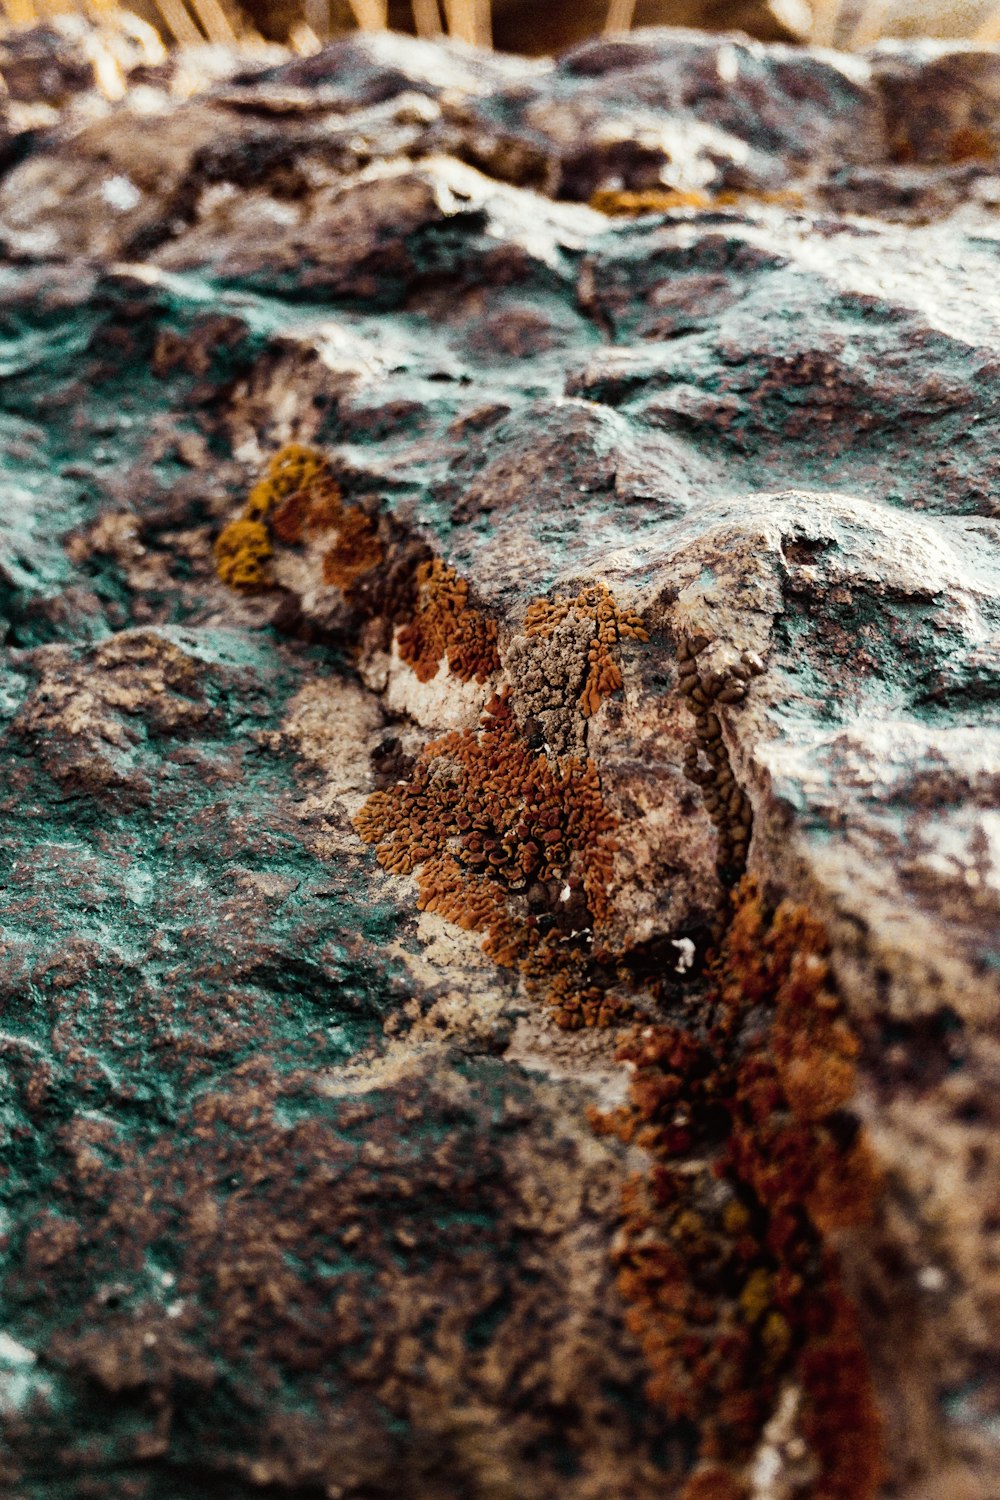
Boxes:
[0,22,999,1500]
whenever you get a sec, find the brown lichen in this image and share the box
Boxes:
[948,124,995,163]
[719,896,883,1244]
[322,507,384,590]
[269,488,313,545]
[595,883,885,1498]
[271,473,347,545]
[681,1467,748,1500]
[524,583,648,717]
[678,634,764,893]
[354,687,628,1028]
[396,559,500,685]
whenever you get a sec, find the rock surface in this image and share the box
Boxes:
[1,22,999,1500]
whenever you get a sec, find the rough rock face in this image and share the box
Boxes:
[1,23,999,1500]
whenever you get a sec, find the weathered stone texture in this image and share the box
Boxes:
[1,22,999,1500]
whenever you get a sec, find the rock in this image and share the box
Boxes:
[1,22,999,1500]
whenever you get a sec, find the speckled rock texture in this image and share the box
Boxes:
[1,23,999,1500]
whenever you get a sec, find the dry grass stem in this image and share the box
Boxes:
[300,0,327,40]
[0,0,997,78]
[347,0,387,30]
[849,0,891,49]
[187,0,237,43]
[975,6,1000,43]
[412,0,442,36]
[442,0,490,46]
[604,0,636,33]
[290,18,321,47]
[808,0,843,46]
[153,0,203,45]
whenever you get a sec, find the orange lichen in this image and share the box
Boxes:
[396,559,500,685]
[590,187,712,215]
[599,882,885,1495]
[322,507,384,589]
[681,1467,748,1500]
[216,444,338,591]
[245,443,331,522]
[354,687,628,1028]
[218,443,389,600]
[524,582,648,716]
[356,686,615,916]
[213,517,272,591]
[269,471,347,546]
[590,187,803,216]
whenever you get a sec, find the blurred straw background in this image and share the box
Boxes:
[2,0,1000,63]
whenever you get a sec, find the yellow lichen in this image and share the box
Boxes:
[590,187,712,215]
[216,443,336,592]
[213,517,272,591]
[589,186,804,216]
[219,444,384,599]
[245,443,331,522]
